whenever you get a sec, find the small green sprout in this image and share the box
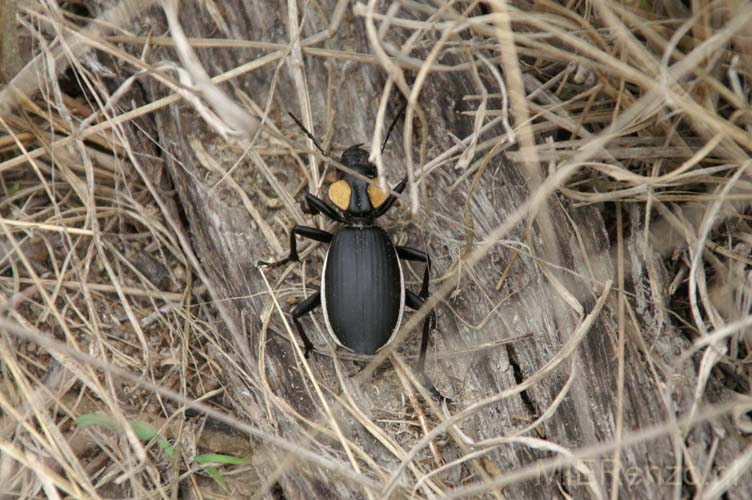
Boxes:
[75,413,250,492]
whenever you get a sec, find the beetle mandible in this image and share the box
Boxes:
[259,109,442,397]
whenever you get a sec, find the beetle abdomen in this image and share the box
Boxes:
[322,226,403,354]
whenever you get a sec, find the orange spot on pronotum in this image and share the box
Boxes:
[367,178,389,208]
[328,180,352,211]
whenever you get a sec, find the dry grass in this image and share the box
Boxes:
[1,0,752,498]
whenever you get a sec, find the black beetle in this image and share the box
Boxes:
[259,111,442,397]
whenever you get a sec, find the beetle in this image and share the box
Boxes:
[258,110,442,397]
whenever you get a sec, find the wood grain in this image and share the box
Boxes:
[134,1,752,497]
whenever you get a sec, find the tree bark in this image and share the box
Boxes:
[135,1,752,498]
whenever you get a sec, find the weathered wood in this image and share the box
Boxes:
[135,1,752,498]
[0,0,20,83]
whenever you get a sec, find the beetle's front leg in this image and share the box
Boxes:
[301,193,345,223]
[257,225,332,268]
[372,176,407,218]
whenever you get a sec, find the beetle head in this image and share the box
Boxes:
[340,144,377,177]
[328,144,389,219]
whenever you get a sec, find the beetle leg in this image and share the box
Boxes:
[406,290,447,401]
[302,193,345,223]
[394,175,408,194]
[257,225,332,267]
[397,246,431,298]
[291,291,320,357]
[405,290,436,370]
[372,176,407,218]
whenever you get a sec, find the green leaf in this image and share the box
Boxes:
[75,414,119,432]
[9,181,21,196]
[204,466,228,492]
[158,438,176,460]
[129,420,159,441]
[194,453,251,465]
[75,414,175,459]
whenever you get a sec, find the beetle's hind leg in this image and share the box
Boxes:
[405,290,437,373]
[405,290,447,401]
[291,291,320,358]
[398,246,445,398]
[396,246,431,298]
[257,225,332,267]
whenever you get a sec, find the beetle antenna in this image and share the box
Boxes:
[380,101,407,153]
[288,112,327,157]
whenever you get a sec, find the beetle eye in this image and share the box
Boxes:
[328,180,351,211]
[367,178,389,208]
